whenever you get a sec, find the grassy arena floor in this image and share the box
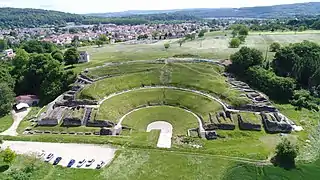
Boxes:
[79,62,249,106]
[96,88,223,122]
[121,106,199,135]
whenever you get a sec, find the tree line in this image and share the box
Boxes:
[0,40,83,116]
[228,41,320,111]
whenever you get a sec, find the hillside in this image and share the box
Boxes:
[90,2,320,18]
[0,8,86,28]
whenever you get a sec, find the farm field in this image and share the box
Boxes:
[74,30,320,73]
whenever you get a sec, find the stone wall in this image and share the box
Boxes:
[86,120,114,128]
[62,118,82,127]
[37,118,59,126]
[237,114,262,131]
[261,112,292,133]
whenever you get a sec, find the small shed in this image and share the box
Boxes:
[15,103,29,111]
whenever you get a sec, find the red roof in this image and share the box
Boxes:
[16,95,39,101]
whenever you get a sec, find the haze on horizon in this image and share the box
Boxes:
[0,0,318,14]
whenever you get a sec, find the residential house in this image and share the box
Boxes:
[78,51,90,63]
[16,95,40,106]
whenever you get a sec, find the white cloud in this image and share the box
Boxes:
[0,0,318,13]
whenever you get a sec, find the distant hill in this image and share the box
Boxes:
[88,2,320,18]
[0,8,85,28]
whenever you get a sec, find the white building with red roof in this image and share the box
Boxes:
[16,95,40,106]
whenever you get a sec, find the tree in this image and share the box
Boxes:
[0,83,15,116]
[238,35,247,43]
[0,39,8,52]
[270,42,281,52]
[51,50,64,62]
[95,40,104,47]
[64,48,79,66]
[164,43,170,50]
[238,25,249,36]
[99,34,109,42]
[229,47,264,74]
[0,63,15,89]
[274,138,298,168]
[229,38,241,48]
[2,147,16,164]
[198,29,206,38]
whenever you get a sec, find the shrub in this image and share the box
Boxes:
[274,138,298,168]
[270,42,281,52]
[229,38,241,48]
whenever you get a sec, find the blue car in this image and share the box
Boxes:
[67,159,76,168]
[53,157,62,165]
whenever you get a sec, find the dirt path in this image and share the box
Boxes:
[0,109,30,136]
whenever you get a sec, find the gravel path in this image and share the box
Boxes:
[1,141,117,169]
[0,109,30,136]
[147,121,173,148]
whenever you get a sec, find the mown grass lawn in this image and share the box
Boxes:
[122,106,199,136]
[0,115,13,133]
[79,62,249,106]
[96,88,223,122]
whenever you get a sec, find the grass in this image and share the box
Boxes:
[79,71,161,100]
[86,62,164,79]
[17,106,43,134]
[122,106,199,136]
[32,126,102,133]
[238,112,262,124]
[223,159,320,180]
[96,88,223,122]
[79,62,249,106]
[0,115,13,133]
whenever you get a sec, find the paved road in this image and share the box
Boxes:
[0,109,30,136]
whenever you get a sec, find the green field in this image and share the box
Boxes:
[96,88,223,122]
[0,115,13,133]
[122,106,199,135]
[80,63,249,106]
[72,30,320,74]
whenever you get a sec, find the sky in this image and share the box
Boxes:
[0,0,318,14]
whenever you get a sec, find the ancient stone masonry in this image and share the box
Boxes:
[61,107,84,127]
[261,112,293,133]
[204,111,236,130]
[224,73,277,112]
[37,107,66,126]
[237,114,262,131]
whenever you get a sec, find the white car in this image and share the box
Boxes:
[96,161,105,169]
[86,159,95,167]
[77,159,86,168]
[44,153,54,162]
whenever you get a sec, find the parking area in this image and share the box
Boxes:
[1,141,117,169]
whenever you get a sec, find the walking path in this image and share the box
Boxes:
[147,121,173,148]
[0,109,30,136]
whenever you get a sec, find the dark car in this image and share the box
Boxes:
[44,153,54,162]
[96,161,105,169]
[53,157,62,165]
[67,159,76,168]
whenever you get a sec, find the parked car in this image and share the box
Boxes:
[96,161,105,169]
[45,153,54,162]
[77,159,86,168]
[86,159,95,167]
[67,159,76,168]
[37,151,45,159]
[53,157,62,165]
